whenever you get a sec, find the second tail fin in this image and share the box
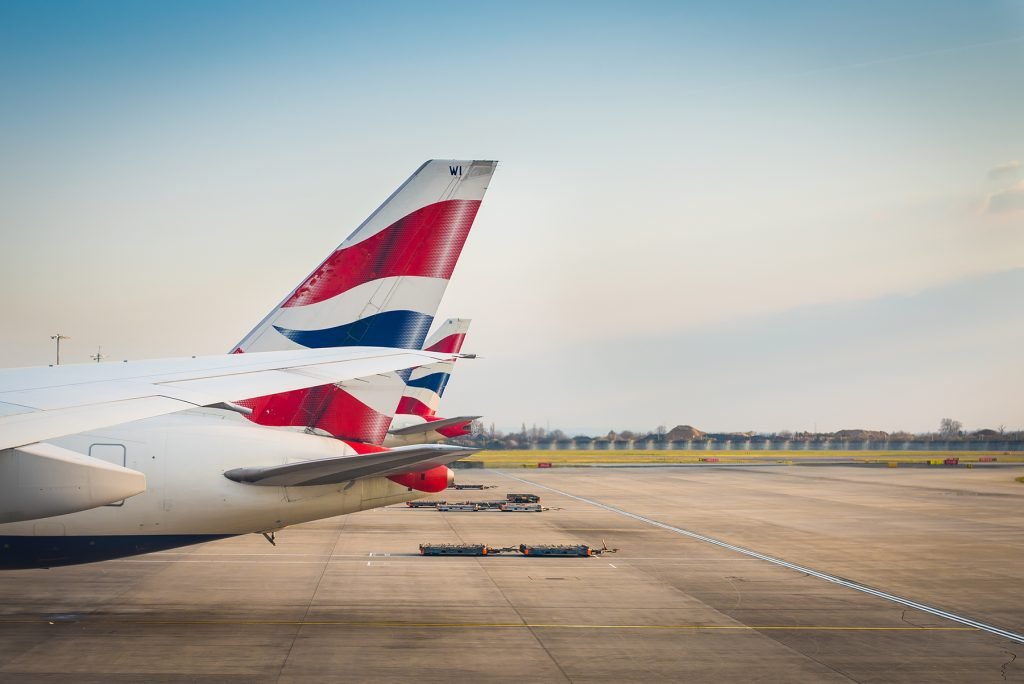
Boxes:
[397,318,472,418]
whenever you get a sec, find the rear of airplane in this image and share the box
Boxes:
[234,160,496,446]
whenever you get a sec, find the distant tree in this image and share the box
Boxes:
[549,429,566,440]
[939,418,963,438]
[619,430,636,440]
[656,425,666,437]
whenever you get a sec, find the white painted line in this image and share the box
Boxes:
[609,563,617,568]
[500,472,1024,646]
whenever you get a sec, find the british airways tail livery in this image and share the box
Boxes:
[235,161,496,445]
[399,318,472,418]
[235,160,496,355]
[385,318,479,447]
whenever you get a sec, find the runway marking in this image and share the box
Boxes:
[0,618,975,631]
[609,563,617,568]
[500,472,1024,646]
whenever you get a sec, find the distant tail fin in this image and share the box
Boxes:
[397,318,471,417]
[233,161,496,443]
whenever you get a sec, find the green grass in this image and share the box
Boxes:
[461,449,1023,468]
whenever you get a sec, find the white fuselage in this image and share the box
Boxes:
[0,408,423,541]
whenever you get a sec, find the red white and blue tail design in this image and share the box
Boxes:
[233,161,496,444]
[397,318,471,418]
[384,318,478,447]
[235,161,496,354]
[239,372,407,444]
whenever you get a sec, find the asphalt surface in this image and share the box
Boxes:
[1,464,1022,682]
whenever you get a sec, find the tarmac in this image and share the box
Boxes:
[1,464,1023,682]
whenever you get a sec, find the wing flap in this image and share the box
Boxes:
[224,444,479,487]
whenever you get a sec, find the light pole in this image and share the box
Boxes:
[50,333,70,365]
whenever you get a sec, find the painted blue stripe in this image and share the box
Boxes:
[274,310,434,350]
[406,372,451,397]
[0,535,233,570]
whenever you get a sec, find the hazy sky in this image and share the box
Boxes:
[1,1,1021,434]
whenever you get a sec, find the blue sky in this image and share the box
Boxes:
[1,1,1021,433]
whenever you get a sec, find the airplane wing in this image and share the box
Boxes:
[223,444,480,487]
[387,415,482,436]
[0,347,452,452]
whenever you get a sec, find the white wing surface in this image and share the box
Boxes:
[0,347,451,452]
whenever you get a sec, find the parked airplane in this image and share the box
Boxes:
[0,159,497,569]
[385,317,480,447]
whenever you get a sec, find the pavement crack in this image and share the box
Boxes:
[725,575,744,610]
[1001,649,1017,681]
[274,517,347,683]
[900,610,924,628]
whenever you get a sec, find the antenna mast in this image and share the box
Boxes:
[50,333,71,365]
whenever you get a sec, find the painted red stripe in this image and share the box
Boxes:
[397,396,434,417]
[425,333,467,354]
[283,199,481,308]
[344,440,387,454]
[437,420,473,438]
[245,385,392,444]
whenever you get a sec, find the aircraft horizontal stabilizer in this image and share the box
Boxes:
[223,444,479,487]
[387,415,481,436]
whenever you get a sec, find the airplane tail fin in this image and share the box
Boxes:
[232,161,496,444]
[234,161,496,354]
[397,318,471,418]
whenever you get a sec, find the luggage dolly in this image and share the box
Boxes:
[418,541,618,557]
